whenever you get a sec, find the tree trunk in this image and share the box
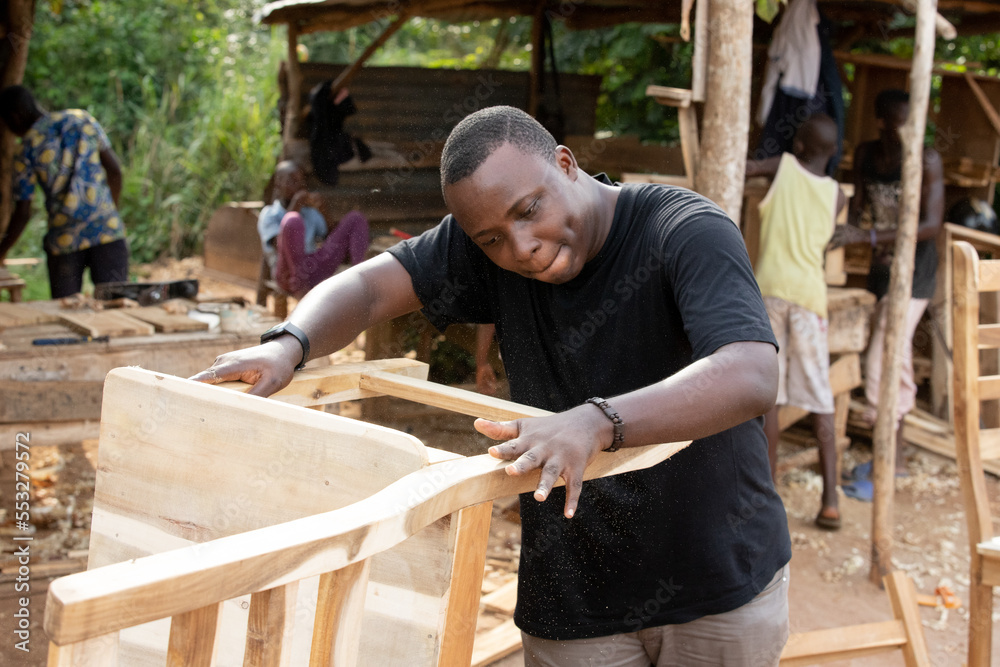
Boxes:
[869,0,938,584]
[693,0,752,223]
[0,0,36,244]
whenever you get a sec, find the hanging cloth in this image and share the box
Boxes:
[756,0,821,127]
[308,81,371,186]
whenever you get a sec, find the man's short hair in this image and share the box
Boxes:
[0,86,42,133]
[440,106,557,188]
[875,89,909,120]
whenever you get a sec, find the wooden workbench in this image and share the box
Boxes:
[0,306,273,448]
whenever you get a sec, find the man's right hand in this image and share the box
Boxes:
[189,337,302,397]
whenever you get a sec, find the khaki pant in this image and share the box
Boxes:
[521,564,790,667]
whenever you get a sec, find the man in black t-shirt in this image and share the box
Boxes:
[194,106,791,666]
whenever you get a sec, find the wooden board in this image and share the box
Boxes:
[0,381,105,422]
[0,302,60,330]
[126,306,209,333]
[57,310,155,338]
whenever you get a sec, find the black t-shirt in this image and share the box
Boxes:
[388,177,791,640]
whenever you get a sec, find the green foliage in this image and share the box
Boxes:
[20,0,281,264]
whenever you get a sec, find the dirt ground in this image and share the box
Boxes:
[1,259,998,666]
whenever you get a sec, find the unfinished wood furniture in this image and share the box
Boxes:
[779,570,930,666]
[43,360,687,665]
[950,240,1000,667]
[469,557,931,666]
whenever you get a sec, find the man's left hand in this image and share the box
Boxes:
[475,404,612,519]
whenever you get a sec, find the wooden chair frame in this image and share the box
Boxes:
[44,360,688,665]
[951,240,1000,667]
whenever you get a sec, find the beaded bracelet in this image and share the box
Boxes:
[586,397,625,452]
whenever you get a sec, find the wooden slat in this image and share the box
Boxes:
[884,570,932,667]
[978,323,1000,348]
[0,380,105,422]
[977,427,1000,460]
[46,635,120,666]
[166,603,221,667]
[979,258,1000,292]
[218,358,430,407]
[977,374,1000,400]
[308,559,371,667]
[438,501,494,667]
[57,310,155,338]
[471,618,521,667]
[779,620,907,666]
[127,306,209,333]
[480,577,517,615]
[244,583,298,667]
[358,370,551,421]
[0,302,60,330]
[979,537,1000,586]
[645,84,692,108]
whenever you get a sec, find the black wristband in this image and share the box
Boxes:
[260,322,310,371]
[586,397,624,452]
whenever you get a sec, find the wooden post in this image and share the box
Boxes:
[281,23,302,153]
[870,0,938,585]
[693,0,752,222]
[691,0,708,102]
[0,0,36,242]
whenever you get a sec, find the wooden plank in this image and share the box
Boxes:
[45,369,689,646]
[244,583,298,667]
[779,620,907,666]
[57,310,155,338]
[645,85,692,108]
[884,571,932,667]
[218,358,430,407]
[976,374,1000,400]
[480,578,517,615]
[166,603,221,667]
[980,258,1000,292]
[977,427,1000,460]
[309,560,370,667]
[691,0,708,102]
[964,72,1000,138]
[471,619,521,667]
[438,502,493,667]
[358,370,551,421]
[127,307,209,333]
[0,420,100,450]
[0,381,105,422]
[0,302,60,330]
[47,635,120,666]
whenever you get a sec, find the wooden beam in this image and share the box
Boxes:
[330,10,410,94]
[779,620,907,666]
[692,0,708,102]
[166,603,221,667]
[308,560,370,665]
[438,502,493,666]
[244,583,298,667]
[870,0,938,586]
[963,72,1000,138]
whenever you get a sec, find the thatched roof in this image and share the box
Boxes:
[260,0,1000,33]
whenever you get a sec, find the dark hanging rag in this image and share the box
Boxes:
[308,81,371,186]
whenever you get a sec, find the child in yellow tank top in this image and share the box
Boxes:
[747,114,846,530]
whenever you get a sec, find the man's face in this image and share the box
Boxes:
[880,102,909,141]
[276,168,306,202]
[443,143,594,284]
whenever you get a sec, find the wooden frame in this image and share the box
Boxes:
[779,570,930,666]
[44,360,688,665]
[950,240,1000,667]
